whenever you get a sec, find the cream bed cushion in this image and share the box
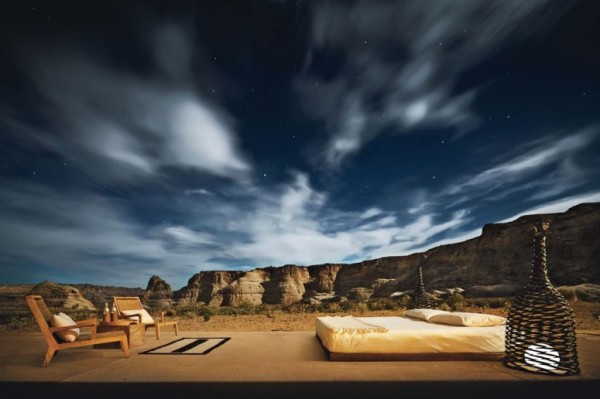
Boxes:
[316,316,505,354]
[404,308,447,321]
[428,312,506,327]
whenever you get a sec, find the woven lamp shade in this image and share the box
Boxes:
[407,264,434,310]
[504,221,580,376]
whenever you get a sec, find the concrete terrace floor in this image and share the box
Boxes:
[1,330,599,399]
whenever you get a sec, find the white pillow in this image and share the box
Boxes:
[404,308,448,321]
[428,311,507,327]
[121,309,155,324]
[50,312,80,342]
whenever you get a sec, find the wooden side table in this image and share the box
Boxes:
[95,320,146,348]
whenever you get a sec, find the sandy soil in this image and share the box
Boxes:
[2,290,597,332]
[175,302,600,332]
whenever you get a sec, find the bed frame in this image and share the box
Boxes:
[316,333,504,362]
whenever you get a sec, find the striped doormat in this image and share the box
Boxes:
[140,337,230,355]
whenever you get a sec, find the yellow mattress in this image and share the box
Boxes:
[316,316,505,355]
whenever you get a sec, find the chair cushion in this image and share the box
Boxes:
[50,312,80,342]
[428,311,507,327]
[121,309,155,324]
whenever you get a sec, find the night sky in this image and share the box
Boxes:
[1,1,599,290]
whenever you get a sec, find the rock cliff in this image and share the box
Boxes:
[29,280,96,310]
[143,275,174,307]
[142,202,600,305]
[177,271,240,306]
[73,284,144,308]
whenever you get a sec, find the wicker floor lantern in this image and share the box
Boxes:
[504,221,579,376]
[407,264,434,310]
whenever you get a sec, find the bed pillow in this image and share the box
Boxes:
[121,309,155,324]
[404,308,448,321]
[50,312,80,342]
[428,312,506,327]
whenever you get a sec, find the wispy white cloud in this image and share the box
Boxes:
[360,207,383,219]
[371,210,472,258]
[19,24,251,182]
[0,178,242,288]
[371,125,600,256]
[223,172,471,267]
[184,188,214,196]
[498,191,600,223]
[443,127,599,203]
[162,226,215,248]
[298,0,568,167]
[0,181,166,284]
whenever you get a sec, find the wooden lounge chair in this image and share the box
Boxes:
[25,295,129,367]
[113,296,178,340]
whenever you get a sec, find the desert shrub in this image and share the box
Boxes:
[251,304,279,318]
[326,302,342,313]
[339,301,356,311]
[306,303,319,313]
[386,300,401,311]
[216,306,238,316]
[283,303,314,314]
[315,302,342,313]
[238,301,257,315]
[574,287,600,302]
[370,298,400,311]
[202,307,213,321]
[466,297,511,309]
[367,300,385,311]
[355,301,369,314]
[447,292,465,311]
[557,287,577,300]
[438,302,451,312]
[0,310,36,331]
[169,304,205,317]
[179,310,197,319]
[395,295,411,308]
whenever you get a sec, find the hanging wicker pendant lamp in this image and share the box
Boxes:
[407,264,434,310]
[504,221,580,376]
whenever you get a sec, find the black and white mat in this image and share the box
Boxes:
[140,337,230,355]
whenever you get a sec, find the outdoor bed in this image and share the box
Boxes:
[316,309,506,361]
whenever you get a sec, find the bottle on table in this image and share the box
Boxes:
[110,302,118,322]
[102,302,111,323]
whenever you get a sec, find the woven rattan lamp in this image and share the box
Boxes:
[407,264,434,310]
[504,221,580,376]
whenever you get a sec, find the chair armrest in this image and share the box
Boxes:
[49,325,78,333]
[48,319,96,333]
[76,318,98,327]
[155,311,165,322]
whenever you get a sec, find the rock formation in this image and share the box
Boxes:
[419,202,600,293]
[29,280,96,310]
[262,265,312,305]
[74,284,144,308]
[143,275,173,307]
[177,271,240,306]
[152,202,600,306]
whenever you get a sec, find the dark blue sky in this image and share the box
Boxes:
[1,1,599,289]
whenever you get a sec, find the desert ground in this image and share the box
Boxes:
[174,302,600,332]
